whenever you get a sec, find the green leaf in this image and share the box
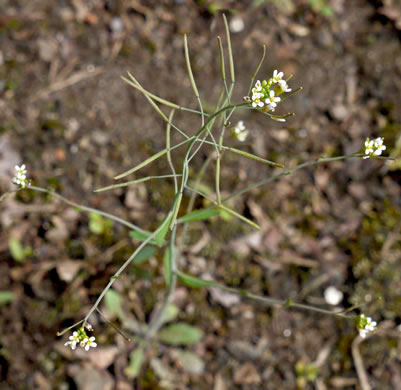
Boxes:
[163,247,171,286]
[104,289,124,320]
[130,230,161,246]
[9,237,26,263]
[158,323,203,345]
[130,214,171,247]
[154,214,172,246]
[172,350,205,374]
[0,291,15,305]
[89,212,106,234]
[177,271,219,289]
[125,347,144,379]
[177,208,220,224]
[160,304,180,326]
[133,245,156,264]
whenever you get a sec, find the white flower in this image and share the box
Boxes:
[12,164,31,188]
[265,90,281,108]
[232,120,249,142]
[363,137,386,159]
[272,70,284,83]
[324,286,343,306]
[278,79,292,92]
[16,164,27,176]
[252,95,264,108]
[358,314,377,338]
[64,331,80,350]
[81,336,97,351]
[252,80,262,93]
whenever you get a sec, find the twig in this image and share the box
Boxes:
[352,336,372,390]
[34,67,104,100]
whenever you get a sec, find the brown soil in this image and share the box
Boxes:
[0,1,400,389]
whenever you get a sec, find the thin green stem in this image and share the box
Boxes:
[57,319,84,337]
[166,110,178,193]
[247,45,266,96]
[221,285,351,319]
[30,186,148,234]
[145,227,177,339]
[225,154,360,202]
[169,102,248,229]
[83,210,174,325]
[94,174,182,192]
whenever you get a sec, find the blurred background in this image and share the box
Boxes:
[0,0,400,389]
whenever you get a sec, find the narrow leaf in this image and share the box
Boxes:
[218,204,261,230]
[104,289,124,320]
[130,230,162,247]
[177,271,218,288]
[172,350,205,374]
[125,347,144,379]
[155,214,172,246]
[158,323,203,345]
[177,208,220,224]
[160,304,180,326]
[9,237,25,263]
[133,246,157,264]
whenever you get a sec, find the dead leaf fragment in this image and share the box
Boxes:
[234,362,261,385]
[56,259,82,282]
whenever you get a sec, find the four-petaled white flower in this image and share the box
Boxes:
[358,314,377,338]
[278,79,292,93]
[64,331,81,350]
[272,69,284,83]
[12,164,31,188]
[363,137,386,159]
[265,90,281,109]
[232,120,249,142]
[81,336,97,351]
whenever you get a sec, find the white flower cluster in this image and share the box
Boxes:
[250,70,292,112]
[232,120,249,142]
[358,314,377,338]
[363,137,386,159]
[65,326,97,351]
[12,164,31,188]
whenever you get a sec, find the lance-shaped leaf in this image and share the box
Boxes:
[177,271,219,288]
[125,347,144,379]
[177,208,220,224]
[158,323,203,345]
[218,203,260,230]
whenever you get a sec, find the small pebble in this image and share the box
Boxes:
[230,16,245,33]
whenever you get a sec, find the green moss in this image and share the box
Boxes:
[349,201,401,319]
[66,240,86,259]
